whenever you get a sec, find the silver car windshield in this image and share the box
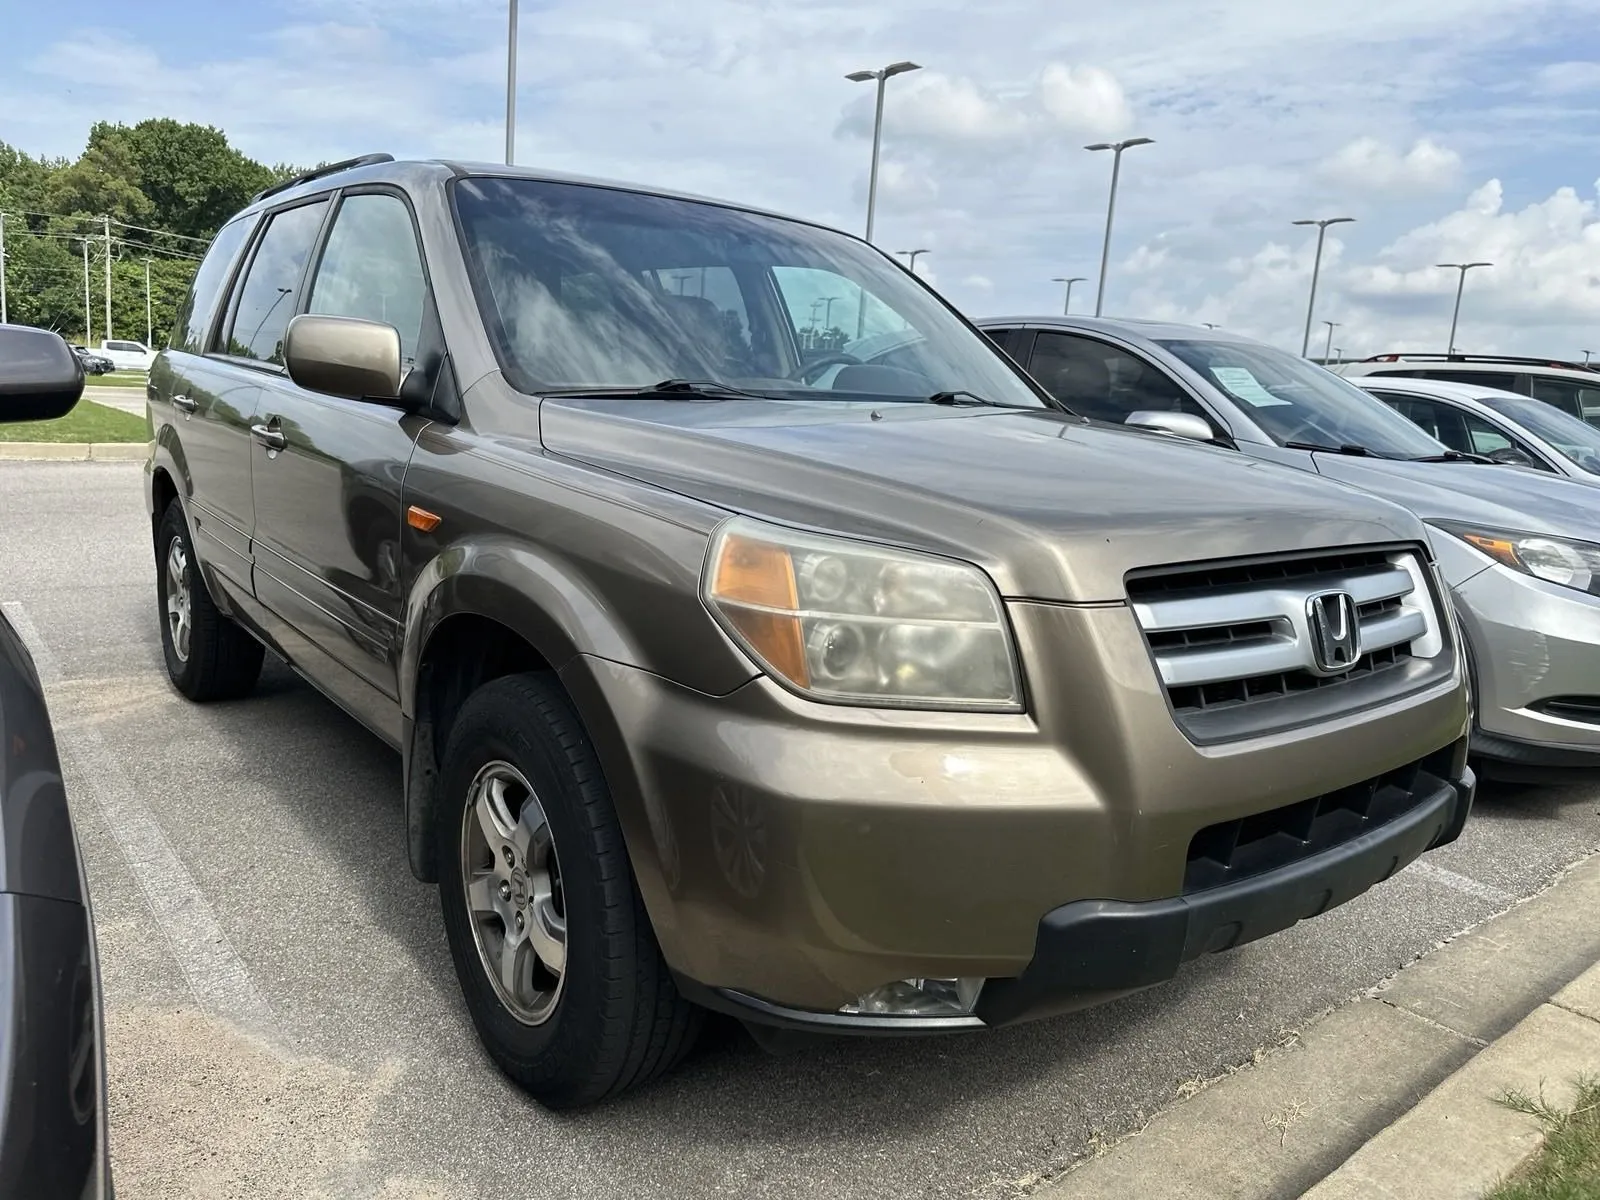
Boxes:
[1475,392,1600,474]
[1158,339,1444,458]
[453,176,1046,407]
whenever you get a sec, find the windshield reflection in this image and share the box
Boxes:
[452,177,1045,408]
[1158,339,1444,458]
[1477,393,1600,474]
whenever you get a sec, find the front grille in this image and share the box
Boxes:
[1183,749,1453,893]
[1128,546,1449,743]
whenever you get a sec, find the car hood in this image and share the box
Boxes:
[1310,454,1600,534]
[537,397,1429,602]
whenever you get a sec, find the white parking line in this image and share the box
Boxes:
[4,600,280,1040]
[1406,857,1514,904]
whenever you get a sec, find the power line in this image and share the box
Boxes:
[106,218,212,245]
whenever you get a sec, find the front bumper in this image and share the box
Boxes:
[561,595,1471,1020]
[1454,564,1600,766]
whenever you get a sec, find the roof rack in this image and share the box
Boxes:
[251,153,396,204]
[1360,351,1600,373]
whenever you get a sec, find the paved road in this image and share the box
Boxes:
[6,460,1600,1199]
[83,385,147,416]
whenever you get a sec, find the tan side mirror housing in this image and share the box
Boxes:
[284,314,403,401]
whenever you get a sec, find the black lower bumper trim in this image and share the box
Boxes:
[974,768,1474,1027]
[1472,729,1600,781]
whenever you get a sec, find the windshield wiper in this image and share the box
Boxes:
[927,390,1022,408]
[546,378,772,401]
[1407,450,1494,464]
[1285,440,1379,457]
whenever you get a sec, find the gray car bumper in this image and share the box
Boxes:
[1455,563,1600,767]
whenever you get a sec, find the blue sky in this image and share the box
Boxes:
[5,0,1600,358]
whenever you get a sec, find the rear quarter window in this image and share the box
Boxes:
[169,215,257,354]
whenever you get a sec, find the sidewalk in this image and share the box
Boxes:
[1035,851,1600,1200]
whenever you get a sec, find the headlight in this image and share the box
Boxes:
[1435,522,1600,595]
[703,518,1022,710]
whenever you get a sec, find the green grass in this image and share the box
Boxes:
[86,371,149,388]
[1488,1078,1600,1200]
[1,400,150,443]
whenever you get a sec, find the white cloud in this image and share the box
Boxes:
[1038,64,1133,135]
[964,274,995,291]
[1319,137,1462,193]
[1536,61,1600,95]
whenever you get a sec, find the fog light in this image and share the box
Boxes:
[839,977,984,1017]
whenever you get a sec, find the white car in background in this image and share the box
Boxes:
[1353,376,1600,484]
[96,339,156,372]
[1341,353,1600,428]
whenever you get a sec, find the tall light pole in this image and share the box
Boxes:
[1437,261,1492,355]
[504,0,518,164]
[1322,320,1340,362]
[1334,346,1343,361]
[1584,350,1596,366]
[0,212,7,325]
[822,295,840,328]
[1085,137,1154,317]
[897,248,929,273]
[846,61,921,244]
[1292,216,1355,356]
[102,215,113,342]
[144,258,153,346]
[82,239,92,344]
[1051,275,1086,315]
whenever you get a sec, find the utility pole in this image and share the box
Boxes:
[1051,276,1087,315]
[144,258,153,346]
[1292,216,1355,356]
[1437,261,1492,355]
[1322,320,1340,362]
[505,0,518,163]
[0,212,7,325]
[1085,138,1154,316]
[82,239,92,343]
[102,215,113,343]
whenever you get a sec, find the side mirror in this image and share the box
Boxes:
[1124,410,1214,443]
[0,325,85,423]
[1487,446,1535,467]
[284,314,402,402]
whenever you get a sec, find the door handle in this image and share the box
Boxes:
[172,394,198,415]
[250,422,288,452]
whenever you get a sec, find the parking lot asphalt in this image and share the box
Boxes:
[7,459,1600,1200]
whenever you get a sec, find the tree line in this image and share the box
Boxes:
[0,120,302,347]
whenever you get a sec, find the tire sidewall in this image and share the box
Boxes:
[436,695,612,1077]
[155,504,198,692]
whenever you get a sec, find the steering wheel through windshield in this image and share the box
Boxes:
[793,352,862,385]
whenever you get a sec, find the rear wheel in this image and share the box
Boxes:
[155,501,263,701]
[436,673,701,1108]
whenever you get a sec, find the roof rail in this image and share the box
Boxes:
[1360,351,1600,372]
[251,153,396,204]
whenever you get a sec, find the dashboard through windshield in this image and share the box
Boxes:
[452,176,1046,408]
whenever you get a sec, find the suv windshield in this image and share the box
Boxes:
[1159,339,1445,458]
[452,176,1046,407]
[1477,392,1600,473]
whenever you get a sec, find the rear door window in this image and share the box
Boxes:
[220,200,330,365]
[171,216,256,353]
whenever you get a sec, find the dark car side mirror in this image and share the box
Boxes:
[1124,410,1215,443]
[284,314,403,402]
[0,325,85,423]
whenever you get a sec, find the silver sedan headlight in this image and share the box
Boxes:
[703,518,1023,710]
[1435,522,1600,596]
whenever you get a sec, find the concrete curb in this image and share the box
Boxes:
[1034,850,1600,1200]
[0,442,148,462]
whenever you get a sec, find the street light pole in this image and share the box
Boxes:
[1051,275,1087,315]
[1292,216,1355,357]
[1085,137,1154,317]
[897,248,929,273]
[846,61,921,244]
[1584,350,1596,366]
[102,215,112,342]
[1334,346,1343,362]
[1322,320,1339,362]
[822,296,840,328]
[0,212,7,325]
[144,258,153,346]
[1437,261,1492,355]
[82,239,92,344]
[504,0,518,164]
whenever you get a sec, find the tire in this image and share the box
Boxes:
[155,500,264,701]
[436,672,702,1108]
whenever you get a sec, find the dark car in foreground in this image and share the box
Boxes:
[0,324,111,1196]
[145,155,1471,1107]
[976,315,1600,779]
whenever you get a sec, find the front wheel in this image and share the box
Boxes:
[155,501,263,701]
[435,673,701,1108]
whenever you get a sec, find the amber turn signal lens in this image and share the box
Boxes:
[1463,533,1519,568]
[406,505,442,532]
[709,533,810,687]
